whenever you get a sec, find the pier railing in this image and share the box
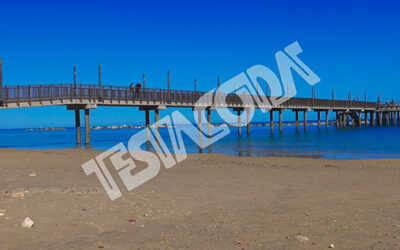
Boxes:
[1,84,377,109]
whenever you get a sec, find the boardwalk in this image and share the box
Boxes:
[0,60,399,145]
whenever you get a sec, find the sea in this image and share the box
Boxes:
[1,120,400,160]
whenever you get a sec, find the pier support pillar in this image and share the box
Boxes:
[336,112,339,127]
[303,110,308,131]
[155,109,160,142]
[295,111,299,131]
[386,112,390,126]
[370,112,375,126]
[358,112,362,127]
[364,111,368,126]
[197,109,203,135]
[246,109,251,135]
[317,111,321,129]
[207,109,212,137]
[344,113,348,127]
[75,110,81,145]
[379,112,383,126]
[325,110,329,129]
[398,112,400,125]
[85,109,90,146]
[67,104,97,146]
[237,110,242,136]
[395,112,398,126]
[270,110,274,133]
[145,109,150,140]
[279,110,283,133]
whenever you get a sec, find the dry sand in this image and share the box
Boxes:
[0,149,400,249]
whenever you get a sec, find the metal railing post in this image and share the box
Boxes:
[28,85,31,105]
[39,85,42,104]
[17,85,20,105]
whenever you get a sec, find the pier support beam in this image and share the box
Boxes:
[67,104,97,146]
[155,109,160,142]
[237,110,242,136]
[197,109,203,135]
[145,109,150,140]
[386,112,390,126]
[295,111,299,131]
[270,110,274,133]
[398,111,400,125]
[317,111,321,129]
[370,112,375,126]
[279,110,283,133]
[325,110,329,129]
[303,110,308,131]
[246,109,251,135]
[139,105,166,143]
[75,110,81,145]
[336,112,339,127]
[85,109,90,146]
[207,109,212,137]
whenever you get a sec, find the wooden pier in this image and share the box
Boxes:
[0,60,398,145]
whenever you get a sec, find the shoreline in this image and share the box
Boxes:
[1,147,400,161]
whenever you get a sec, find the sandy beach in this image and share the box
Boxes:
[1,149,400,249]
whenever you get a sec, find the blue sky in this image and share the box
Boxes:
[0,0,399,128]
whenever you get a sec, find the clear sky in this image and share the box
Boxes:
[0,0,399,128]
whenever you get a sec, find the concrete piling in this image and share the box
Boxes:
[207,109,212,137]
[304,110,307,131]
[238,110,242,136]
[325,110,329,128]
[270,110,274,133]
[84,109,90,146]
[145,109,150,140]
[75,110,81,145]
[246,109,251,135]
[155,109,160,142]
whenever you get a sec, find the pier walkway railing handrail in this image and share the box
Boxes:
[1,83,377,110]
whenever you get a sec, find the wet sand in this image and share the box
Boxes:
[1,149,400,249]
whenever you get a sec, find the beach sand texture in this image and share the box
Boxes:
[1,149,400,249]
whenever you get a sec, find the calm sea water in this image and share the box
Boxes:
[1,122,400,160]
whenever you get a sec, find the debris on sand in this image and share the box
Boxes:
[295,235,309,242]
[329,244,335,248]
[127,219,136,223]
[21,217,34,228]
[236,240,244,245]
[12,192,25,198]
[29,172,37,177]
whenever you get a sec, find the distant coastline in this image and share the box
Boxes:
[23,121,343,131]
